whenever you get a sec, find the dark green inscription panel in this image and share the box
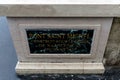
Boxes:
[26,29,94,54]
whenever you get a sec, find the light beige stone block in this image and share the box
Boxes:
[16,62,84,74]
[0,3,120,17]
[83,63,105,74]
[7,17,113,74]
[16,62,104,74]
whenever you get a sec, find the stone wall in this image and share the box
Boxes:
[104,18,120,66]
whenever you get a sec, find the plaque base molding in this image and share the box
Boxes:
[16,62,104,74]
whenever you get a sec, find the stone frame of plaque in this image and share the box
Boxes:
[8,17,112,74]
[19,24,100,60]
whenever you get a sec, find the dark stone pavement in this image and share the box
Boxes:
[18,67,120,80]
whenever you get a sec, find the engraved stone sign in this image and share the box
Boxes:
[26,29,94,54]
[7,18,113,74]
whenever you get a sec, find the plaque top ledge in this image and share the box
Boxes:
[0,0,120,17]
[0,0,120,4]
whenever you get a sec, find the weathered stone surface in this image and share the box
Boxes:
[104,18,120,66]
[0,4,120,17]
[17,68,120,80]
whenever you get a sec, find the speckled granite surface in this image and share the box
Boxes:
[104,18,120,66]
[17,67,120,80]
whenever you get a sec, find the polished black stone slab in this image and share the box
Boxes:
[26,29,94,54]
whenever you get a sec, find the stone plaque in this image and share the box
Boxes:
[26,29,94,54]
